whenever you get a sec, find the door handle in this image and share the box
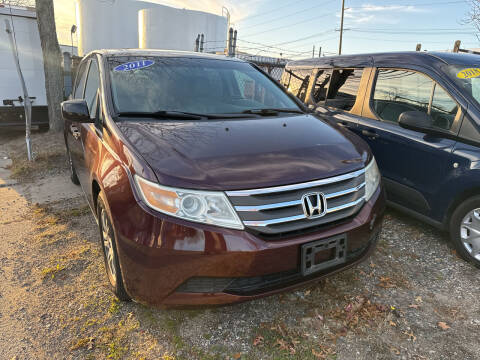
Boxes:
[70,124,81,140]
[338,121,351,128]
[362,129,379,139]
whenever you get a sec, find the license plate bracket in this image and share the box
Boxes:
[301,234,347,276]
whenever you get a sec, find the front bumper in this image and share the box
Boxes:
[113,185,385,307]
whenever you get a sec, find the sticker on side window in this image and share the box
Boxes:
[113,60,154,72]
[457,68,480,79]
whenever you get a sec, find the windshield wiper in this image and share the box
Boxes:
[241,108,304,116]
[117,111,204,120]
[117,111,256,120]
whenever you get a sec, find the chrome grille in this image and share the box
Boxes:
[226,168,366,235]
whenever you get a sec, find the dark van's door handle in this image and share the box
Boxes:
[362,129,379,139]
[338,121,351,128]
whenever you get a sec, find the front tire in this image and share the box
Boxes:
[97,192,131,301]
[67,147,80,185]
[450,195,480,268]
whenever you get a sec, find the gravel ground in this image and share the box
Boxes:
[0,130,479,360]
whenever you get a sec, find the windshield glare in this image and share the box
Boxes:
[108,56,300,115]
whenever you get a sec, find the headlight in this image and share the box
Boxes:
[134,175,244,230]
[364,157,381,201]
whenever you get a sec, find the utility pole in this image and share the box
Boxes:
[338,0,345,55]
[312,45,315,58]
[318,46,322,57]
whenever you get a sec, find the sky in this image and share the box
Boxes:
[52,0,480,59]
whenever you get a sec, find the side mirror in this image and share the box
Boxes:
[398,111,433,133]
[61,99,92,123]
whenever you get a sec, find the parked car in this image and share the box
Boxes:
[62,49,384,306]
[282,51,480,267]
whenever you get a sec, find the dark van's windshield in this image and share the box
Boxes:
[445,64,480,108]
[107,56,300,116]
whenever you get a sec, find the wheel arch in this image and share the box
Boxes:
[444,186,480,229]
[92,179,102,215]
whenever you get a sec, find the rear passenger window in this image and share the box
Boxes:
[285,68,312,102]
[373,70,432,123]
[325,68,363,111]
[311,69,332,104]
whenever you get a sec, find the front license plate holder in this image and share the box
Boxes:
[301,234,347,276]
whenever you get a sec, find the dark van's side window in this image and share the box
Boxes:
[311,69,332,104]
[286,68,312,102]
[325,68,363,111]
[373,69,432,123]
[373,69,457,130]
[280,70,291,89]
[430,84,457,130]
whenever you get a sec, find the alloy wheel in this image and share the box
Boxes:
[460,208,480,261]
[101,209,117,285]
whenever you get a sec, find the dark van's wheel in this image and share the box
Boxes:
[67,148,80,185]
[450,195,480,268]
[97,191,131,301]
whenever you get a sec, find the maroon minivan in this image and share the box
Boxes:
[62,49,385,306]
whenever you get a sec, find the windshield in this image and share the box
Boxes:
[107,56,300,115]
[445,64,480,108]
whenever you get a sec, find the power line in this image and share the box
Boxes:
[350,29,476,35]
[235,0,310,23]
[345,35,477,45]
[238,0,337,31]
[236,39,321,55]
[241,12,336,38]
[349,0,466,6]
[270,29,337,46]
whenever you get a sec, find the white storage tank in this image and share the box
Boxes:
[75,0,156,56]
[139,6,227,53]
[75,0,228,56]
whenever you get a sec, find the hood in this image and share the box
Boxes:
[116,114,370,191]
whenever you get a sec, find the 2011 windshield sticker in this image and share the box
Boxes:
[113,60,154,72]
[457,68,480,79]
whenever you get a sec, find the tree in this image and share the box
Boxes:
[35,0,64,132]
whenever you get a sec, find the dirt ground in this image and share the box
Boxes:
[0,129,479,360]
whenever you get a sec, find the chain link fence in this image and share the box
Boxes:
[235,54,288,81]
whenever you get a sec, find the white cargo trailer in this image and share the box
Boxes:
[0,6,48,130]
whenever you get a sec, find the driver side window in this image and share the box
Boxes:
[372,69,457,131]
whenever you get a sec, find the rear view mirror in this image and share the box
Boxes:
[61,99,92,123]
[398,111,433,133]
